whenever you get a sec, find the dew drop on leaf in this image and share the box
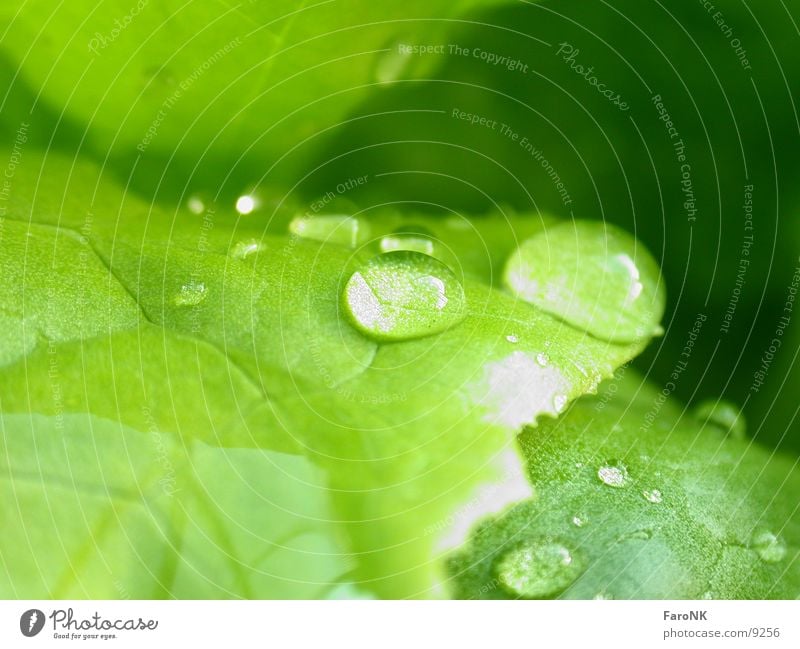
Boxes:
[186,192,212,215]
[290,214,368,248]
[379,225,436,257]
[505,334,519,344]
[597,461,629,488]
[230,239,262,260]
[343,251,466,341]
[173,281,207,307]
[495,540,584,598]
[503,220,665,343]
[235,193,259,215]
[694,399,747,440]
[536,352,549,367]
[643,488,663,504]
[750,530,787,563]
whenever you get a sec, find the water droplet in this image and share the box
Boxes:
[230,239,262,260]
[235,193,260,215]
[553,394,568,413]
[572,515,586,527]
[506,334,519,344]
[618,529,653,542]
[495,540,583,598]
[598,461,629,488]
[290,214,368,248]
[503,221,665,343]
[379,225,436,257]
[750,530,787,563]
[701,591,715,600]
[593,591,614,600]
[694,399,747,440]
[536,352,550,367]
[186,192,212,215]
[173,281,207,307]
[643,489,662,504]
[343,251,467,342]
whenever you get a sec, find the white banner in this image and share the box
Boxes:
[0,600,798,648]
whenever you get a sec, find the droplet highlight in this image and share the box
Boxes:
[503,221,665,343]
[495,540,583,598]
[235,194,259,215]
[343,251,467,342]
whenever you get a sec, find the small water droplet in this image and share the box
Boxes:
[694,399,747,440]
[553,394,568,413]
[593,591,614,600]
[536,352,550,367]
[643,489,662,504]
[173,281,207,307]
[598,461,629,488]
[572,515,586,527]
[290,214,368,248]
[230,239,262,260]
[235,193,260,215]
[379,224,436,256]
[186,192,212,215]
[619,529,653,542]
[495,540,584,599]
[506,334,519,344]
[701,591,715,600]
[750,530,787,563]
[503,221,665,343]
[343,251,467,342]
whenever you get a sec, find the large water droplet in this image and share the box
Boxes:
[750,530,787,563]
[495,540,583,598]
[694,400,747,440]
[598,461,629,488]
[290,215,368,248]
[503,221,665,343]
[343,251,467,341]
[173,281,207,307]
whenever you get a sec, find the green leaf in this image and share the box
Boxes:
[0,151,663,598]
[0,0,507,171]
[0,412,349,598]
[448,372,800,599]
